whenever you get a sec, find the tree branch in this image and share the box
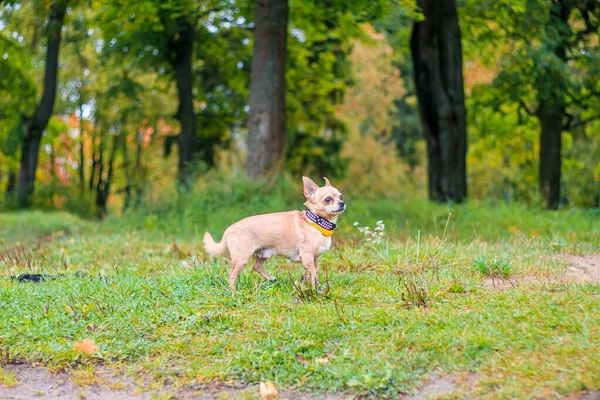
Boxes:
[566,114,600,131]
[519,99,536,116]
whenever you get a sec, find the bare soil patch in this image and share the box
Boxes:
[401,372,477,400]
[484,275,539,290]
[577,392,600,400]
[0,364,151,400]
[484,254,600,289]
[558,254,600,283]
[404,375,456,399]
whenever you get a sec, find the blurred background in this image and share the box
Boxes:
[0,0,599,219]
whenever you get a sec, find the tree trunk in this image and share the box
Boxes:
[410,0,467,203]
[6,167,16,199]
[246,0,289,179]
[122,133,132,213]
[78,102,86,194]
[171,19,196,187]
[536,0,573,209]
[538,102,563,209]
[93,128,105,214]
[89,119,98,192]
[96,128,119,219]
[133,128,144,209]
[17,0,67,208]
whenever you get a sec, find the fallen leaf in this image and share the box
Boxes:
[259,381,278,399]
[73,338,99,354]
[508,226,519,233]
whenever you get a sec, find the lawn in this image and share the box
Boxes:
[0,195,599,399]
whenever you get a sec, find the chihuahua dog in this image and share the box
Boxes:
[203,176,345,293]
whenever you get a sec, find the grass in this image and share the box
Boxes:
[0,367,17,387]
[473,257,513,278]
[0,184,599,398]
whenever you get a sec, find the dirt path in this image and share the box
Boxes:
[1,365,152,400]
[0,364,345,400]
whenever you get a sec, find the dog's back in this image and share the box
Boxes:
[203,211,303,259]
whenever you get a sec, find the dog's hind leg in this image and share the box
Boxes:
[228,246,254,294]
[228,259,247,294]
[252,258,276,281]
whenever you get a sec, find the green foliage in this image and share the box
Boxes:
[461,0,600,206]
[375,2,422,169]
[1,0,599,212]
[0,22,36,179]
[284,0,388,178]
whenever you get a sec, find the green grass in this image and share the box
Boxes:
[0,187,599,398]
[473,257,513,278]
[0,211,88,250]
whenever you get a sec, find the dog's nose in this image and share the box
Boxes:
[338,201,345,207]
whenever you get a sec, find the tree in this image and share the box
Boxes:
[168,15,196,186]
[534,0,599,209]
[0,29,36,204]
[246,0,289,179]
[465,0,600,208]
[99,0,239,186]
[536,0,572,209]
[410,0,467,203]
[17,0,67,207]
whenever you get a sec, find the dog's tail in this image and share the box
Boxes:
[203,232,228,257]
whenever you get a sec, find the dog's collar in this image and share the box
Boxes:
[305,210,336,237]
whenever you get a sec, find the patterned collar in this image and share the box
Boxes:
[305,209,336,236]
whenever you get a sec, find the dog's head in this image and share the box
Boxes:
[302,176,346,219]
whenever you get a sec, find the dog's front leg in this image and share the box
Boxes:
[313,256,320,289]
[300,253,317,290]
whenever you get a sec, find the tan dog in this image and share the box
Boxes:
[203,176,346,293]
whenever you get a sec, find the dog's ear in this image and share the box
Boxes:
[302,176,319,198]
[323,177,332,187]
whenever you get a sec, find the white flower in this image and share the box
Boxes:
[353,221,359,226]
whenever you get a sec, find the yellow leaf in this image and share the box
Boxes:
[259,381,278,399]
[73,338,99,354]
[508,226,519,233]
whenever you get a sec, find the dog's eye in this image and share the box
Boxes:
[339,195,343,200]
[324,197,332,204]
